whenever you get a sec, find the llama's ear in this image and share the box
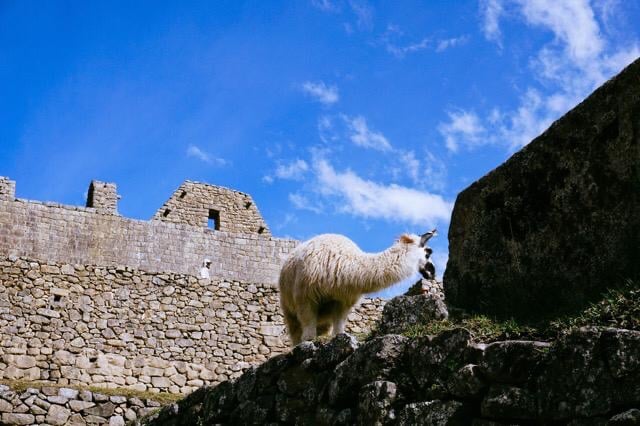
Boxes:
[419,229,437,247]
[399,234,415,244]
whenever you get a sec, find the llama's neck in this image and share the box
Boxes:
[353,243,417,294]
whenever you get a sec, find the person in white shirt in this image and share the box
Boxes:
[200,258,211,279]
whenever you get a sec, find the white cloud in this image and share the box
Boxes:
[275,159,309,180]
[517,0,603,62]
[301,81,339,105]
[343,115,392,151]
[186,145,227,166]
[314,158,452,226]
[436,36,468,52]
[421,151,448,192]
[438,110,487,152]
[480,0,504,46]
[464,0,640,152]
[348,0,373,30]
[289,192,323,213]
[386,37,430,57]
[311,0,339,12]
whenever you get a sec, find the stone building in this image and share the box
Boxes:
[0,177,385,396]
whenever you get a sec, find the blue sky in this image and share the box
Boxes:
[2,1,639,296]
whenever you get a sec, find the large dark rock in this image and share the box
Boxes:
[444,57,640,320]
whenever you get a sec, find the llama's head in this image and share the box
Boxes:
[398,229,437,272]
[419,229,437,247]
[398,229,437,247]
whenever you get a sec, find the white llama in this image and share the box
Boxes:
[279,230,436,346]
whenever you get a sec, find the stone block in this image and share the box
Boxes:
[46,404,71,426]
[445,57,640,320]
[2,413,35,425]
[14,355,36,369]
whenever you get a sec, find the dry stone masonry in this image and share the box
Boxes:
[0,177,387,424]
[0,255,384,394]
[152,180,271,236]
[0,383,163,426]
[0,179,295,281]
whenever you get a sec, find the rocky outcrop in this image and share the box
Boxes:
[444,56,640,320]
[0,384,162,425]
[138,327,640,425]
[376,279,448,335]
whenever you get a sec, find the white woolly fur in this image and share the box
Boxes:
[279,233,426,346]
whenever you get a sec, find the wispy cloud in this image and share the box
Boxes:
[313,157,452,226]
[186,144,227,166]
[518,0,603,62]
[480,0,504,46]
[461,0,640,153]
[311,0,340,13]
[436,36,469,52]
[264,159,310,183]
[289,192,323,213]
[343,115,392,151]
[382,25,467,57]
[348,0,374,31]
[275,159,310,180]
[438,110,487,152]
[301,81,339,105]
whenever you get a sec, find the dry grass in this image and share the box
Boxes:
[0,379,183,404]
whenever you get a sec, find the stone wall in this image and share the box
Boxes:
[86,181,119,215]
[140,327,640,425]
[0,383,163,425]
[0,177,15,201]
[0,256,385,394]
[0,196,295,282]
[152,180,271,236]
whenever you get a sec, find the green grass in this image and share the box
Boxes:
[402,314,540,342]
[400,280,640,343]
[0,379,184,404]
[549,280,640,333]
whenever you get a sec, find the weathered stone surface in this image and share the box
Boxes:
[449,364,486,398]
[69,400,96,412]
[0,253,384,392]
[609,408,640,425]
[328,334,407,405]
[46,404,71,425]
[84,401,116,418]
[376,292,448,335]
[535,328,640,420]
[480,385,537,420]
[124,328,640,425]
[479,340,550,384]
[397,400,470,425]
[1,413,35,425]
[357,381,397,426]
[400,328,475,399]
[444,56,640,320]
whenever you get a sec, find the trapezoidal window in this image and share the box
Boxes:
[208,209,221,230]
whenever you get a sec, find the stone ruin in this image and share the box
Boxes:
[0,178,386,425]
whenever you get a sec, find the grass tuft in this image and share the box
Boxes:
[400,279,640,343]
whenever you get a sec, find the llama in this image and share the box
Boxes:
[279,230,436,346]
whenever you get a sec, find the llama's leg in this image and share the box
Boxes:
[284,311,302,346]
[297,304,318,343]
[331,305,351,336]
